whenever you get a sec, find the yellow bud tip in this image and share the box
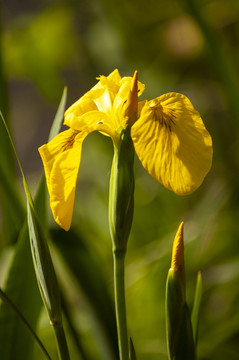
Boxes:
[132,70,138,95]
[171,222,184,271]
[125,70,138,127]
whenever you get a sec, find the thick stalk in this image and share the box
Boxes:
[109,128,135,359]
[113,250,129,360]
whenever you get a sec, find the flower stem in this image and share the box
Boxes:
[113,250,129,360]
[109,127,135,360]
[53,323,71,360]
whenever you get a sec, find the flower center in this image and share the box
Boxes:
[149,99,176,131]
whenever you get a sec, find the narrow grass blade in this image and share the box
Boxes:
[0,178,47,359]
[191,271,202,347]
[0,109,70,359]
[129,337,137,360]
[48,86,67,141]
[0,288,51,360]
[51,228,118,360]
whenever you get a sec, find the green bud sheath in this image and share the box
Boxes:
[109,126,135,253]
[165,223,195,360]
[166,270,195,360]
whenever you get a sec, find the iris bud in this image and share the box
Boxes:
[109,126,135,253]
[165,222,195,360]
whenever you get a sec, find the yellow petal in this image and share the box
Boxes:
[64,94,98,128]
[65,110,117,142]
[131,93,213,195]
[97,69,122,94]
[113,76,145,112]
[39,128,87,230]
[64,70,122,128]
[65,70,145,132]
[106,68,122,83]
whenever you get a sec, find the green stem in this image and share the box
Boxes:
[113,250,129,360]
[53,323,71,360]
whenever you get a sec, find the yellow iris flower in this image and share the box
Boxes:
[39,69,212,231]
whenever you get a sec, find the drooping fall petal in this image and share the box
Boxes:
[39,128,88,230]
[131,93,213,195]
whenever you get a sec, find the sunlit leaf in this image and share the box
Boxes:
[191,271,202,347]
[129,337,137,360]
[0,178,47,359]
[0,87,68,359]
[48,86,67,142]
[51,228,119,359]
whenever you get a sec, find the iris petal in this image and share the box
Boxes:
[64,94,98,128]
[64,69,122,128]
[39,128,88,230]
[131,93,213,195]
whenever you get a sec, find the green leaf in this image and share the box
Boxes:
[0,178,47,360]
[1,92,64,326]
[1,110,61,324]
[60,294,88,360]
[48,86,67,141]
[51,229,119,360]
[0,86,69,359]
[0,254,51,359]
[22,85,68,327]
[129,337,137,360]
[174,302,195,360]
[26,189,62,325]
[191,271,202,347]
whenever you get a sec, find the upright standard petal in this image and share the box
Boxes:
[39,128,87,230]
[131,93,213,195]
[64,69,122,128]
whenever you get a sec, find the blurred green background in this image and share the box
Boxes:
[1,0,239,359]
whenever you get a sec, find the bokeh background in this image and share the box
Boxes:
[1,0,239,359]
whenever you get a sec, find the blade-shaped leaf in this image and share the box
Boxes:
[1,93,64,327]
[0,87,68,359]
[51,229,119,360]
[129,337,137,360]
[191,271,202,347]
[48,86,67,141]
[0,178,47,359]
